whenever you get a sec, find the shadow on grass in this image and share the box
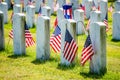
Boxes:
[57,63,75,71]
[8,54,29,59]
[111,39,120,42]
[31,57,58,65]
[31,59,46,65]
[80,72,106,79]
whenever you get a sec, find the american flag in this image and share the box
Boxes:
[50,25,61,53]
[38,6,42,16]
[8,22,35,48]
[63,4,72,19]
[104,13,108,31]
[81,35,94,66]
[63,29,78,63]
[54,18,58,28]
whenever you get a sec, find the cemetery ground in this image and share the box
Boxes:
[0,5,120,80]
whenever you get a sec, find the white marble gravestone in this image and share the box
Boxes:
[100,0,107,21]
[60,19,77,65]
[115,0,120,12]
[93,0,101,8]
[112,12,120,40]
[57,8,64,26]
[90,11,101,24]
[90,22,106,74]
[70,0,79,11]
[14,0,20,4]
[0,11,4,50]
[36,16,50,61]
[13,4,22,14]
[74,9,85,35]
[35,0,42,12]
[24,0,29,11]
[5,0,11,9]
[57,0,66,8]
[82,0,86,6]
[26,5,35,28]
[47,0,54,14]
[85,0,93,19]
[13,13,26,55]
[41,6,51,17]
[0,2,8,23]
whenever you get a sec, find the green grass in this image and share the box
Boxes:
[0,2,120,80]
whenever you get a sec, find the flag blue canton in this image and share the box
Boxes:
[53,25,61,36]
[84,35,92,48]
[105,13,108,20]
[65,29,72,43]
[24,22,29,30]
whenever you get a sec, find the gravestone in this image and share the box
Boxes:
[74,9,85,34]
[112,12,120,40]
[41,6,51,17]
[60,19,77,65]
[85,0,93,19]
[115,0,120,12]
[47,0,54,14]
[26,5,35,28]
[35,0,42,12]
[57,8,64,26]
[90,22,106,74]
[0,11,4,50]
[5,0,11,9]
[0,2,8,23]
[14,0,20,4]
[57,0,66,8]
[70,0,79,11]
[87,11,101,30]
[13,4,22,14]
[24,0,29,11]
[93,0,101,8]
[90,11,101,24]
[13,13,26,55]
[82,0,86,6]
[100,0,107,21]
[36,16,50,61]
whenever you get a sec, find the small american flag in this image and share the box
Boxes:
[63,29,78,63]
[104,13,108,31]
[63,4,72,19]
[38,6,42,16]
[81,35,94,66]
[8,23,35,48]
[50,25,61,53]
[54,18,58,28]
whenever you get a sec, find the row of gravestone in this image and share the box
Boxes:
[0,10,106,74]
[0,0,107,26]
[0,0,120,74]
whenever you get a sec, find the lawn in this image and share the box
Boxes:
[0,1,120,80]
